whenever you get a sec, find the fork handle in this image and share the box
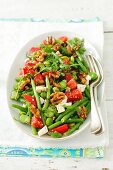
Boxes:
[90,86,102,133]
[94,86,105,134]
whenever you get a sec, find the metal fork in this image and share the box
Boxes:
[87,55,105,135]
[86,55,104,134]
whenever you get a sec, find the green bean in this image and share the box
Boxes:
[20,115,30,124]
[42,76,50,111]
[48,121,62,130]
[59,80,66,91]
[12,104,27,112]
[26,102,32,119]
[40,91,47,99]
[55,98,87,122]
[42,99,49,111]
[31,79,45,124]
[46,76,50,99]
[44,110,54,118]
[46,118,53,126]
[31,126,37,135]
[64,123,81,136]
[31,79,41,110]
[53,87,60,92]
[66,118,84,123]
[48,132,62,138]
[84,85,90,99]
[89,72,98,81]
[66,97,88,111]
[78,56,89,70]
[61,108,80,123]
[86,102,91,114]
[76,58,88,73]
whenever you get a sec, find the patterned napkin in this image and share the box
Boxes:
[0,18,108,158]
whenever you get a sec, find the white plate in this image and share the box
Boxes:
[7,31,101,141]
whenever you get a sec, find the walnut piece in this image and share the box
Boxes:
[77,106,87,119]
[53,81,61,88]
[50,92,65,105]
[51,71,60,79]
[66,45,72,54]
[52,43,61,51]
[56,51,62,57]
[35,78,45,86]
[35,51,47,62]
[74,45,80,51]
[78,72,87,84]
[46,36,56,45]
[19,78,30,90]
[30,104,40,117]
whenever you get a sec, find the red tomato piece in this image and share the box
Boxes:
[59,36,68,43]
[49,124,69,134]
[34,73,44,84]
[67,79,77,89]
[31,116,44,129]
[20,67,36,76]
[28,69,36,75]
[25,59,38,67]
[22,67,29,75]
[65,89,82,102]
[63,58,70,65]
[30,47,41,53]
[42,72,50,77]
[22,94,37,107]
[65,73,73,82]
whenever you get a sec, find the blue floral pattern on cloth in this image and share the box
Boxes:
[0,17,104,158]
[0,146,104,158]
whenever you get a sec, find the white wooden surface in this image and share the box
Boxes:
[0,0,113,169]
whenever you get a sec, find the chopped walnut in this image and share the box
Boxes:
[46,36,56,45]
[24,86,30,91]
[30,104,40,117]
[35,51,47,62]
[77,106,87,119]
[51,71,60,79]
[50,92,65,105]
[35,78,45,86]
[19,78,30,90]
[53,43,61,51]
[53,81,61,88]
[47,71,60,85]
[74,45,80,51]
[73,53,77,58]
[66,45,72,54]
[56,51,62,57]
[78,72,87,84]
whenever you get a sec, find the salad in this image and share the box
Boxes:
[11,35,97,138]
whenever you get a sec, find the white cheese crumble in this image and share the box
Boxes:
[56,104,65,113]
[77,84,86,92]
[38,125,48,137]
[40,97,45,104]
[85,75,91,85]
[36,86,47,93]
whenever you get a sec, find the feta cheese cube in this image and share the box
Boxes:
[77,84,86,92]
[38,125,48,137]
[62,102,72,107]
[40,97,45,104]
[61,95,67,104]
[85,75,91,85]
[56,104,65,113]
[36,86,47,93]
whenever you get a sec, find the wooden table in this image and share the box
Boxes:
[0,0,113,169]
